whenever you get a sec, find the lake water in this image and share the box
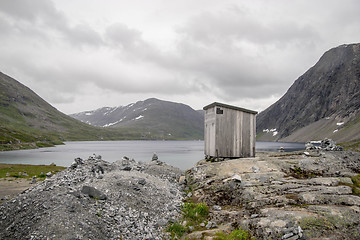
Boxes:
[0,141,304,170]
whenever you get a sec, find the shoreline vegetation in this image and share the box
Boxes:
[0,163,66,201]
[339,139,360,152]
[0,163,66,178]
[0,138,204,152]
[0,140,167,152]
[1,138,359,153]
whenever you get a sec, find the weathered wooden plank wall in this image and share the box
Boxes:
[204,103,257,158]
[204,106,216,156]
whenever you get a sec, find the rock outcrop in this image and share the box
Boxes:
[186,151,360,239]
[257,43,360,143]
[0,156,184,240]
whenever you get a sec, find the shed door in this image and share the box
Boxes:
[204,108,216,157]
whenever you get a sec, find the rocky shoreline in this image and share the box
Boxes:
[1,150,359,239]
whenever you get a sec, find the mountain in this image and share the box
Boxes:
[257,43,360,143]
[70,98,204,140]
[0,72,141,150]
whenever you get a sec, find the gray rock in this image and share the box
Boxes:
[186,151,360,240]
[205,221,217,229]
[320,138,343,151]
[69,191,81,198]
[117,156,137,171]
[297,226,303,238]
[120,166,132,171]
[91,165,104,175]
[156,219,168,227]
[75,157,84,164]
[231,174,242,182]
[138,178,146,185]
[81,185,107,200]
[213,205,222,211]
[252,166,260,173]
[282,232,294,239]
[70,158,84,169]
[30,177,36,184]
[178,176,186,185]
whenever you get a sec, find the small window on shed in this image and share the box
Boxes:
[216,107,223,114]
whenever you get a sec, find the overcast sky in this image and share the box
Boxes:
[1,0,359,114]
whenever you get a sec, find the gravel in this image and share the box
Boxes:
[0,156,184,240]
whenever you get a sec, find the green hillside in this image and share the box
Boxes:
[0,72,147,150]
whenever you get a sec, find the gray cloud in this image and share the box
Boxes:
[0,0,54,21]
[105,23,143,49]
[0,0,360,113]
[0,0,103,48]
[147,6,323,100]
[65,24,104,48]
[177,10,318,46]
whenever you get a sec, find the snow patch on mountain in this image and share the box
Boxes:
[102,118,124,127]
[134,115,144,120]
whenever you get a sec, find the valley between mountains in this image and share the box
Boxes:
[1,44,360,239]
[1,43,360,151]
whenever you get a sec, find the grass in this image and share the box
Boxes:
[350,174,360,195]
[299,213,355,238]
[339,139,360,152]
[166,202,209,239]
[339,174,360,196]
[214,228,255,240]
[352,174,360,187]
[288,166,322,179]
[299,216,335,232]
[0,163,66,179]
[182,202,209,226]
[166,222,187,239]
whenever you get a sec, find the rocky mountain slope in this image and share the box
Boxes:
[0,72,145,150]
[257,43,360,143]
[70,98,204,140]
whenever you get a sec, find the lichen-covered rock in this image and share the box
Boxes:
[186,151,360,240]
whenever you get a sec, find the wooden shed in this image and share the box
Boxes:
[203,102,257,158]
